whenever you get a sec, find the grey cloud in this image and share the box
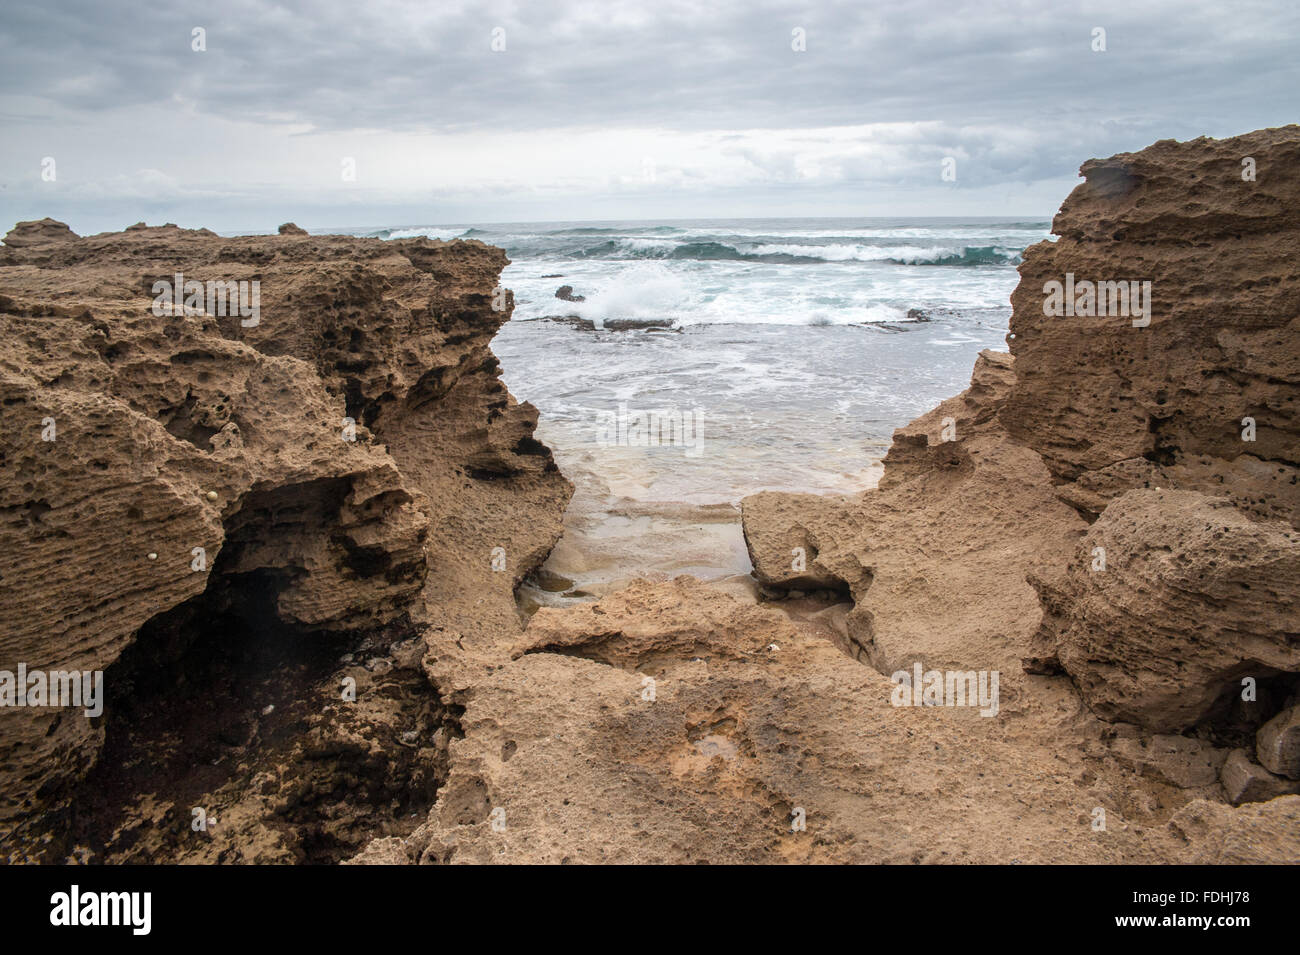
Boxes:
[0,0,1296,231]
[3,0,1296,135]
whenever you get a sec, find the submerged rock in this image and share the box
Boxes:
[541,314,679,331]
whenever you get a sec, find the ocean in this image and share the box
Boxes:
[365,217,1053,600]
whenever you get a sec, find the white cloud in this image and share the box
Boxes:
[0,0,1295,231]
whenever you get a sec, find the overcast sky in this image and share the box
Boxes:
[1,0,1296,233]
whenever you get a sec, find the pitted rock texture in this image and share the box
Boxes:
[1028,489,1300,732]
[746,128,1299,739]
[1219,749,1300,805]
[1002,126,1300,494]
[743,350,1084,680]
[734,127,1300,859]
[1164,795,1300,863]
[1005,129,1300,733]
[359,577,1297,864]
[0,220,570,860]
[1256,704,1300,779]
[7,127,1300,868]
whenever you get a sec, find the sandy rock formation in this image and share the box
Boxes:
[734,126,1300,857]
[4,128,1299,867]
[358,576,1295,864]
[1219,748,1300,805]
[742,349,1085,679]
[0,219,570,861]
[1002,127,1300,493]
[742,127,1300,738]
[1256,704,1300,778]
[1028,489,1300,731]
[1010,128,1300,732]
[1164,795,1300,863]
[1,217,78,248]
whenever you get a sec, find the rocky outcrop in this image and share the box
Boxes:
[1002,127,1300,495]
[1010,128,1300,732]
[742,349,1084,679]
[0,220,570,861]
[737,126,1300,854]
[1028,489,1300,731]
[742,127,1300,739]
[357,575,1294,864]
[1256,704,1300,778]
[1,217,77,248]
[5,129,1299,867]
[1219,749,1300,804]
[1164,795,1300,863]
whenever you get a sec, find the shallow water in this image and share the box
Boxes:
[493,317,1012,602]
[365,217,1045,601]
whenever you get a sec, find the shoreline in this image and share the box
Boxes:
[2,126,1298,865]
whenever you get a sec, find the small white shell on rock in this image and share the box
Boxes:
[147,552,158,560]
[206,490,218,501]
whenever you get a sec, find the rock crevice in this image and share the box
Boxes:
[0,221,570,862]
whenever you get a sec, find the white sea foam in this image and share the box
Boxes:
[367,217,1047,328]
[567,263,692,326]
[384,227,468,241]
[748,242,957,262]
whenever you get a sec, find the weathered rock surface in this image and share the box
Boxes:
[732,127,1300,861]
[0,220,570,861]
[1108,734,1227,789]
[1002,126,1300,492]
[360,576,1296,864]
[1,216,78,248]
[1028,489,1300,731]
[1164,795,1300,863]
[6,126,1300,867]
[743,349,1084,679]
[1256,704,1300,779]
[739,491,849,593]
[1220,748,1300,804]
[1009,128,1300,732]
